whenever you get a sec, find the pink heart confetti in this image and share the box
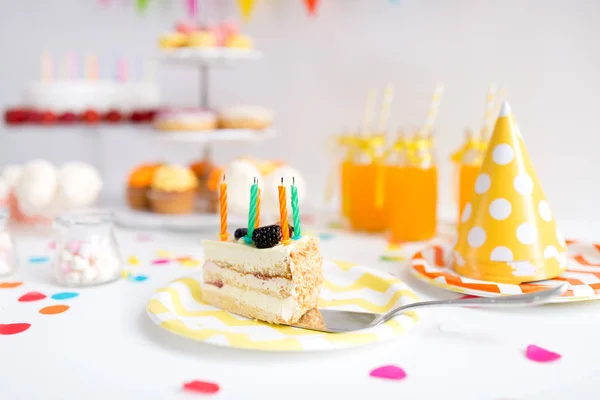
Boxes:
[48,241,56,249]
[526,345,561,363]
[136,233,152,242]
[369,365,407,381]
[183,380,220,394]
[152,258,170,265]
[18,291,47,302]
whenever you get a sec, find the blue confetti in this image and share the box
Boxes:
[131,275,148,282]
[318,233,334,241]
[51,292,79,300]
[29,256,51,263]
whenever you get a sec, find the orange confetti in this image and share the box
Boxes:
[0,281,23,289]
[39,305,70,315]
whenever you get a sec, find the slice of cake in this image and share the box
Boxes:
[201,225,323,325]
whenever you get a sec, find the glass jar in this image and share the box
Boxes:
[53,209,122,287]
[0,209,17,277]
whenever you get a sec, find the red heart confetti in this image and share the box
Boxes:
[369,365,407,381]
[183,380,220,394]
[18,291,47,302]
[0,281,23,289]
[526,345,561,363]
[0,323,31,335]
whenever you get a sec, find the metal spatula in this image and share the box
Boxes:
[287,284,568,333]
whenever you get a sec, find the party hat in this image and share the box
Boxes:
[453,101,567,284]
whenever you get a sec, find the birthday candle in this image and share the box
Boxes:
[291,177,301,239]
[67,53,76,79]
[219,176,228,241]
[117,57,128,82]
[279,178,290,242]
[244,178,258,244]
[41,52,52,83]
[254,188,261,229]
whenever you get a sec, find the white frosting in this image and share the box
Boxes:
[202,283,299,322]
[202,236,310,275]
[203,260,294,296]
[219,106,273,121]
[24,80,161,113]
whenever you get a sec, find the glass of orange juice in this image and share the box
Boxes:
[387,135,438,242]
[347,135,387,232]
[454,131,485,221]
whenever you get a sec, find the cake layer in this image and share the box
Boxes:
[204,260,294,298]
[202,282,305,324]
[202,236,313,277]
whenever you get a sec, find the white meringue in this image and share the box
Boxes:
[1,165,22,188]
[53,162,103,212]
[14,160,58,217]
[225,159,263,217]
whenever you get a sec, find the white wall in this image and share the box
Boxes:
[1,0,598,222]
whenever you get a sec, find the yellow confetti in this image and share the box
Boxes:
[128,256,140,266]
[121,270,131,279]
[157,249,173,258]
[181,259,201,267]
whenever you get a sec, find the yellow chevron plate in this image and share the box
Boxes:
[146,260,419,352]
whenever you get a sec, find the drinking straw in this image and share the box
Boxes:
[377,83,395,133]
[423,83,444,135]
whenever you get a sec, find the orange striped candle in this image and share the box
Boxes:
[278,178,290,241]
[219,176,228,241]
[254,188,261,229]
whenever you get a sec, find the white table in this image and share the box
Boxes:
[1,219,599,400]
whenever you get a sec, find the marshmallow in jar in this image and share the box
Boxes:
[0,209,17,277]
[53,209,122,287]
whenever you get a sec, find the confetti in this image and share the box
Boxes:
[18,291,47,302]
[301,214,314,224]
[39,305,70,315]
[0,281,23,289]
[317,233,334,241]
[458,295,480,300]
[48,241,56,249]
[121,270,132,279]
[136,233,152,242]
[369,365,407,381]
[29,256,51,264]
[131,275,148,282]
[181,259,201,267]
[152,258,170,265]
[183,380,220,394]
[156,249,173,258]
[176,256,193,262]
[380,255,406,262]
[51,292,79,300]
[128,256,140,266]
[0,323,31,335]
[526,345,561,363]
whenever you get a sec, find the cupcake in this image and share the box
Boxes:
[126,163,161,210]
[159,32,188,49]
[225,34,253,50]
[187,31,218,48]
[148,165,198,214]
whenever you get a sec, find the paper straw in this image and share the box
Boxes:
[480,83,498,139]
[377,83,395,133]
[361,87,378,135]
[423,83,444,135]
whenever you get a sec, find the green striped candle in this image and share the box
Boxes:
[291,178,301,239]
[244,178,259,244]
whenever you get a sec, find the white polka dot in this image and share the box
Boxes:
[467,227,486,248]
[516,223,538,244]
[453,251,466,266]
[556,228,565,247]
[513,173,534,195]
[556,252,567,266]
[490,246,514,262]
[544,245,558,259]
[475,173,491,194]
[508,261,538,277]
[538,200,552,221]
[492,144,514,165]
[461,203,472,223]
[489,198,512,220]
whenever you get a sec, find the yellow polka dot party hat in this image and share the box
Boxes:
[453,101,567,284]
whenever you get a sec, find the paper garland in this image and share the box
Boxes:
[237,0,256,21]
[304,0,320,16]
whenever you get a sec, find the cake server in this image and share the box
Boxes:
[289,283,568,333]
